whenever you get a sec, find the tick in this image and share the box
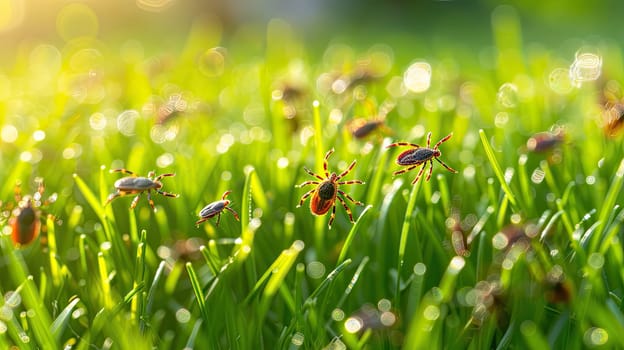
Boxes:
[347,118,388,139]
[526,128,565,152]
[9,179,57,246]
[296,148,364,228]
[105,168,179,211]
[386,132,457,184]
[195,191,240,227]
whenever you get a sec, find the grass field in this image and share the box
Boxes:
[2,3,624,349]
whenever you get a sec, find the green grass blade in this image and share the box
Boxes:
[142,260,166,334]
[396,179,422,303]
[593,158,624,253]
[185,319,203,349]
[337,204,373,265]
[51,297,81,341]
[73,172,107,222]
[479,129,518,209]
[186,262,208,321]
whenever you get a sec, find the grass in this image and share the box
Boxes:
[2,5,624,349]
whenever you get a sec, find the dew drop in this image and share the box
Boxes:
[497,83,518,108]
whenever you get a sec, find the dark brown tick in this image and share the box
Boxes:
[296,148,365,228]
[195,191,240,227]
[386,132,457,184]
[105,168,179,211]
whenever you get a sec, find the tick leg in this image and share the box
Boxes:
[111,168,137,177]
[433,132,454,150]
[328,203,336,228]
[221,190,232,200]
[130,193,142,209]
[411,163,428,184]
[425,160,434,181]
[296,180,320,188]
[147,190,156,211]
[303,167,325,181]
[338,189,363,206]
[386,142,420,149]
[195,217,208,227]
[105,192,123,205]
[336,160,357,180]
[337,179,364,186]
[13,181,23,203]
[297,189,315,207]
[225,206,240,221]
[392,164,420,176]
[337,195,355,223]
[426,132,432,148]
[435,157,458,173]
[154,173,175,181]
[215,213,222,227]
[323,148,335,178]
[36,178,45,197]
[157,190,180,198]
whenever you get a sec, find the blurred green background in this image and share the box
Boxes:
[2,0,624,57]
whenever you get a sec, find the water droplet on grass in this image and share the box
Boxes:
[497,83,518,108]
[549,68,573,94]
[570,51,602,86]
[117,110,139,136]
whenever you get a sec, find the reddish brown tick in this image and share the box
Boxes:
[9,179,57,246]
[386,132,457,184]
[296,148,364,228]
[195,191,240,227]
[106,168,179,211]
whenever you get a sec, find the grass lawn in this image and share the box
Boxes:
[2,2,624,349]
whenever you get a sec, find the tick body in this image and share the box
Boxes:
[195,191,240,227]
[526,128,565,152]
[9,179,56,246]
[387,132,457,184]
[106,168,179,211]
[347,118,387,139]
[296,148,365,228]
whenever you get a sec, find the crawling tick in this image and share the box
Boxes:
[296,148,364,228]
[106,168,179,211]
[387,132,457,184]
[195,191,240,227]
[9,179,57,246]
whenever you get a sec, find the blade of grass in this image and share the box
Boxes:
[258,241,305,317]
[186,262,208,321]
[98,252,114,309]
[404,256,466,348]
[46,214,61,287]
[337,205,373,265]
[593,158,624,253]
[51,297,81,341]
[479,129,518,210]
[395,178,422,304]
[73,172,107,223]
[142,260,166,334]
[131,230,147,323]
[312,100,327,251]
[185,319,203,349]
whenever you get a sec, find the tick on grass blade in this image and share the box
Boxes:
[105,168,179,211]
[386,132,457,184]
[9,179,57,246]
[195,191,240,227]
[296,148,365,228]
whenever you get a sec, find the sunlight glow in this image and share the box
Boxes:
[403,61,431,93]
